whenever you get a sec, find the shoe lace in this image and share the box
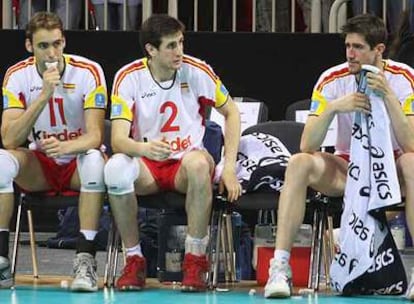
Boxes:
[74,257,95,279]
[268,262,289,284]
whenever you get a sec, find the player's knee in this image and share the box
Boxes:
[77,149,106,192]
[0,150,19,193]
[184,155,211,179]
[287,153,314,172]
[104,153,139,195]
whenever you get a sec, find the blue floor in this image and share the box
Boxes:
[0,286,412,304]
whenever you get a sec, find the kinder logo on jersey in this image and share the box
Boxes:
[162,135,192,152]
[95,93,106,108]
[32,128,82,141]
[111,104,122,117]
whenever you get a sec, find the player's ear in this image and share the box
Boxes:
[145,43,156,57]
[25,38,33,53]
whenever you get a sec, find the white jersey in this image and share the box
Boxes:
[2,54,107,164]
[309,59,414,155]
[110,55,229,159]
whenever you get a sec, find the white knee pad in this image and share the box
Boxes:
[0,150,19,193]
[76,149,106,192]
[104,153,139,195]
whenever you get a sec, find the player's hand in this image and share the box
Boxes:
[144,140,171,161]
[332,92,371,114]
[40,137,67,158]
[366,70,391,97]
[219,168,242,203]
[41,64,61,98]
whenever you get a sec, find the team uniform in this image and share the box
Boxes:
[2,54,107,192]
[309,59,414,157]
[110,55,229,189]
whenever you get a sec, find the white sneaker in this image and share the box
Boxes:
[406,267,414,301]
[0,256,12,289]
[264,258,292,298]
[70,253,98,292]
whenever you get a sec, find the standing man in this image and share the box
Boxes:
[104,14,242,292]
[0,11,107,291]
[264,14,414,299]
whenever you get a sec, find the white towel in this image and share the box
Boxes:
[330,88,402,294]
[214,132,291,192]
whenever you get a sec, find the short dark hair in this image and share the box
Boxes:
[341,14,387,49]
[25,11,63,42]
[139,14,185,57]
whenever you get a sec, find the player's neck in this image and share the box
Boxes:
[148,59,175,82]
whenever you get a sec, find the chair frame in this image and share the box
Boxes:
[103,192,239,290]
[11,191,80,279]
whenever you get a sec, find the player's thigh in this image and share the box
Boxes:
[133,158,160,195]
[308,152,348,196]
[174,150,215,193]
[395,152,414,197]
[11,148,51,191]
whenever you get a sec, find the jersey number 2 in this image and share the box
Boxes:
[160,101,179,132]
[49,97,67,127]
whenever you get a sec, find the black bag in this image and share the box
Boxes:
[203,119,223,164]
[46,206,110,251]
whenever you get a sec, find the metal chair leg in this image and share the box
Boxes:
[324,214,335,287]
[111,231,121,287]
[308,205,325,291]
[211,208,223,288]
[27,209,39,278]
[11,194,24,279]
[104,216,116,287]
[11,193,40,280]
[207,208,219,289]
[308,207,319,289]
[224,211,236,282]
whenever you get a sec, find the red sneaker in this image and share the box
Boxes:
[116,255,146,291]
[181,253,208,292]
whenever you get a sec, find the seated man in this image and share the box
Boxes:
[264,14,414,299]
[104,14,242,292]
[0,12,107,291]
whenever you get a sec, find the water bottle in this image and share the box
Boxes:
[390,212,406,251]
[165,249,182,272]
[165,225,185,273]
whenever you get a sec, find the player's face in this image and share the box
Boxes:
[155,32,184,71]
[345,33,379,74]
[28,28,65,73]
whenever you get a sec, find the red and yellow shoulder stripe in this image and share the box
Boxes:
[316,67,350,92]
[384,62,414,90]
[113,60,146,95]
[3,57,35,86]
[67,56,102,87]
[183,55,217,82]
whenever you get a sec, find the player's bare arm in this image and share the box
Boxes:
[110,119,171,160]
[1,66,63,149]
[301,93,370,153]
[367,71,414,152]
[215,96,242,202]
